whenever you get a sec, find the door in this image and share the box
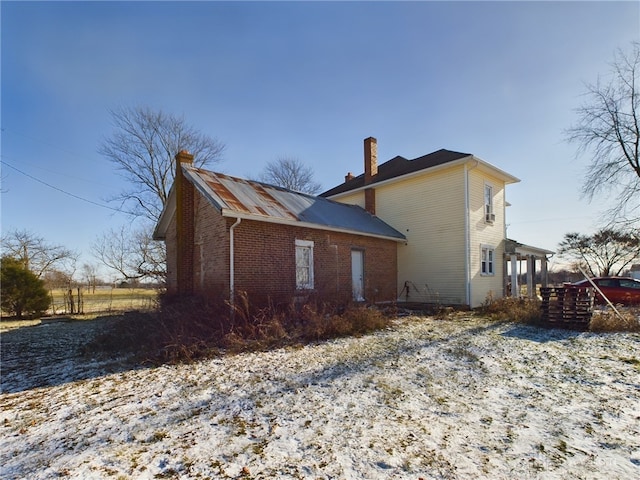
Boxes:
[351,250,365,301]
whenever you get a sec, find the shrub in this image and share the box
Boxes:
[1,256,51,319]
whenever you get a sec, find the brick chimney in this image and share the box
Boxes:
[364,137,377,215]
[175,150,195,295]
[364,137,377,184]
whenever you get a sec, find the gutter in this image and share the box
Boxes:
[464,160,479,306]
[229,217,242,308]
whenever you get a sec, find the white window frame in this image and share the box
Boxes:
[481,245,495,276]
[484,183,494,223]
[295,239,314,290]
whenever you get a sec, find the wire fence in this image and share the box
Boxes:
[47,287,158,316]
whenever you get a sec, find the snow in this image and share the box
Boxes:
[1,316,639,479]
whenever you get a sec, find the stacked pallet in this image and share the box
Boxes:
[540,286,594,330]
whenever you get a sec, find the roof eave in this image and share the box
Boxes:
[153,186,176,240]
[221,208,406,243]
[326,155,520,200]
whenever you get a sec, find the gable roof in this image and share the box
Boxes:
[154,165,406,242]
[321,148,519,197]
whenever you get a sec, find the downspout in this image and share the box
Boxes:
[229,217,242,308]
[464,160,479,307]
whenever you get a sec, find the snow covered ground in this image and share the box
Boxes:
[1,315,639,479]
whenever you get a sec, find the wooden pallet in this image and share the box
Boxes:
[540,286,593,331]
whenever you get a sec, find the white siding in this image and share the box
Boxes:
[468,169,507,307]
[330,160,512,308]
[375,166,467,304]
[333,191,365,209]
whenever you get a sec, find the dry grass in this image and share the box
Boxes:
[85,292,394,364]
[478,293,640,333]
[589,307,640,332]
[477,295,542,324]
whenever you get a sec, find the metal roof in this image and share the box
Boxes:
[183,166,406,242]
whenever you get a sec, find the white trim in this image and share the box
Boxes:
[480,244,496,276]
[295,239,314,290]
[229,218,242,307]
[484,182,494,224]
[464,161,479,305]
[327,155,520,201]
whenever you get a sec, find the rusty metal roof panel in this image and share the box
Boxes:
[183,166,405,241]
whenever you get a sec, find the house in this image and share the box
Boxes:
[322,137,549,308]
[153,151,406,307]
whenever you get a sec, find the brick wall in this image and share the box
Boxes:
[192,195,230,299]
[165,215,178,294]
[167,177,399,306]
[231,219,398,306]
[175,155,195,295]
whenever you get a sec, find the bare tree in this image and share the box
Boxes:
[258,157,322,194]
[92,223,165,283]
[99,105,226,223]
[0,229,77,278]
[558,228,640,277]
[566,42,640,226]
[82,263,99,293]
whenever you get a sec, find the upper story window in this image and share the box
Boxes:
[484,183,495,223]
[481,245,495,276]
[295,239,314,289]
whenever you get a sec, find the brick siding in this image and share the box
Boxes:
[167,181,398,306]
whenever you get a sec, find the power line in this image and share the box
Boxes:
[0,159,135,216]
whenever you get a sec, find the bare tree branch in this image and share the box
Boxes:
[99,105,226,223]
[558,228,640,277]
[257,157,322,194]
[0,229,78,279]
[566,42,640,226]
[92,223,166,283]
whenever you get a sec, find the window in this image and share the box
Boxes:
[620,279,640,289]
[295,239,314,289]
[484,183,494,223]
[481,246,495,275]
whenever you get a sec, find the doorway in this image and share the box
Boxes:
[351,249,365,301]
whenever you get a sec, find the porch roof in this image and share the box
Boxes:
[505,238,555,259]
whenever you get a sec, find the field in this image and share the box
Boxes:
[1,288,157,332]
[1,314,639,479]
[47,287,158,316]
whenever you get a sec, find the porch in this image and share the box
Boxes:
[504,239,555,299]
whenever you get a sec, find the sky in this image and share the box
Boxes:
[1,1,639,279]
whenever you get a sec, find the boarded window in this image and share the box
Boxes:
[295,239,314,289]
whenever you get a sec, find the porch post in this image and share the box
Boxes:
[527,255,535,298]
[510,254,519,298]
[541,256,548,288]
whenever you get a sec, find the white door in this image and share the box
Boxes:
[351,250,365,301]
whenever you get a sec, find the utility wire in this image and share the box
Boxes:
[0,159,135,215]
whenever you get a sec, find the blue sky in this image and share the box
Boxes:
[2,1,639,279]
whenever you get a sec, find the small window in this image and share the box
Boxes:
[484,183,494,223]
[481,246,495,276]
[295,239,314,289]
